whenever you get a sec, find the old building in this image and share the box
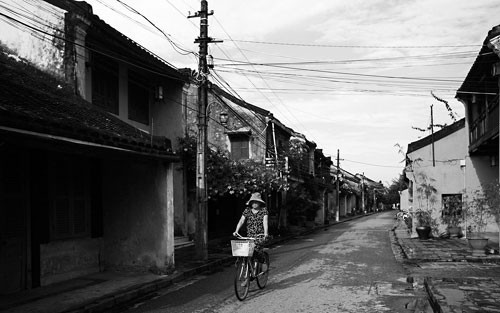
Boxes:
[181,80,293,237]
[404,119,467,236]
[455,24,500,242]
[0,0,187,293]
[456,25,499,189]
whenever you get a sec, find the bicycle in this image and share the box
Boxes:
[231,234,270,301]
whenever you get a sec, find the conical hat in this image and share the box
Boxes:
[246,192,266,205]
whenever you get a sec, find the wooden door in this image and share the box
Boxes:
[0,149,28,294]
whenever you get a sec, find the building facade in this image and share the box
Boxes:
[0,0,186,293]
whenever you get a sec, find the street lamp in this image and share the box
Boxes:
[219,111,228,125]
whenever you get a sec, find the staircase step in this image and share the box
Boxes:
[175,236,194,249]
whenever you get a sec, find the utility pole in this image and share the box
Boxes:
[336,149,340,222]
[430,104,435,167]
[188,0,221,260]
[361,172,365,213]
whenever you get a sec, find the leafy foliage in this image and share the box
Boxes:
[381,171,408,204]
[287,180,321,222]
[414,208,432,227]
[465,180,500,235]
[177,135,288,199]
[441,194,463,226]
[206,148,288,198]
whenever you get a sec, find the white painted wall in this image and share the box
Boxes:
[399,189,409,212]
[0,0,66,77]
[406,125,467,235]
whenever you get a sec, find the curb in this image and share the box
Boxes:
[424,278,444,313]
[389,227,409,262]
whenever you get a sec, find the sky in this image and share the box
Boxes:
[68,1,500,185]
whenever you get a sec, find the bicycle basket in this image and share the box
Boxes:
[231,240,255,256]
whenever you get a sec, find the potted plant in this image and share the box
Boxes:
[465,203,489,256]
[464,182,500,256]
[414,208,433,240]
[412,177,438,240]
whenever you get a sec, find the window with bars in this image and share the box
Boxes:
[49,156,91,240]
[441,194,462,220]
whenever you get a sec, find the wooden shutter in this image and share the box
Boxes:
[230,136,249,160]
[49,155,90,240]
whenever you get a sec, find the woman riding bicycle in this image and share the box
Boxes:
[233,192,269,273]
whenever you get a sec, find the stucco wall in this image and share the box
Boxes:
[406,126,467,234]
[464,155,499,233]
[40,238,102,286]
[102,159,174,271]
[400,189,409,212]
[0,0,65,77]
[150,82,187,237]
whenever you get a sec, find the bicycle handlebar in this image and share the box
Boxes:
[233,233,266,240]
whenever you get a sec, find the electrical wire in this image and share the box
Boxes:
[211,15,309,133]
[223,39,483,49]
[114,0,196,57]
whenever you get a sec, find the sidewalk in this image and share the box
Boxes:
[0,214,369,313]
[392,224,500,313]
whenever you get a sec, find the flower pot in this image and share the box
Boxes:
[447,226,461,238]
[416,226,431,240]
[468,237,488,257]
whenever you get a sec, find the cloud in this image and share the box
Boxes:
[81,0,493,183]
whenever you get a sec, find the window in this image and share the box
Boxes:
[230,135,250,160]
[49,156,91,240]
[92,53,119,114]
[442,194,462,219]
[128,70,150,125]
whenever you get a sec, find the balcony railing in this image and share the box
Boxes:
[469,96,499,150]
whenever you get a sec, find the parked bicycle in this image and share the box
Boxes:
[231,233,270,300]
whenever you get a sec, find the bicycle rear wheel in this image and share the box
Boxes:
[234,258,250,300]
[256,251,269,289]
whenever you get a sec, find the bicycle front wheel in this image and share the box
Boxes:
[234,258,250,300]
[256,251,269,289]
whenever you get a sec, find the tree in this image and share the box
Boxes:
[381,171,408,205]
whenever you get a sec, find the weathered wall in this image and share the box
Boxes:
[151,81,187,237]
[400,189,409,212]
[40,238,102,286]
[102,159,173,271]
[465,155,499,233]
[0,0,66,77]
[407,126,467,234]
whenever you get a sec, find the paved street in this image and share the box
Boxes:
[122,212,428,313]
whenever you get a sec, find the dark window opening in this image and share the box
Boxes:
[128,70,150,125]
[92,53,119,114]
[442,194,462,221]
[49,156,91,240]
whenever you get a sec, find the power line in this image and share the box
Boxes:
[114,0,196,57]
[211,16,309,134]
[223,39,483,49]
[342,159,403,168]
[216,63,465,83]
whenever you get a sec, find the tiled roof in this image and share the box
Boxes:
[0,52,177,159]
[456,25,500,97]
[211,84,294,136]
